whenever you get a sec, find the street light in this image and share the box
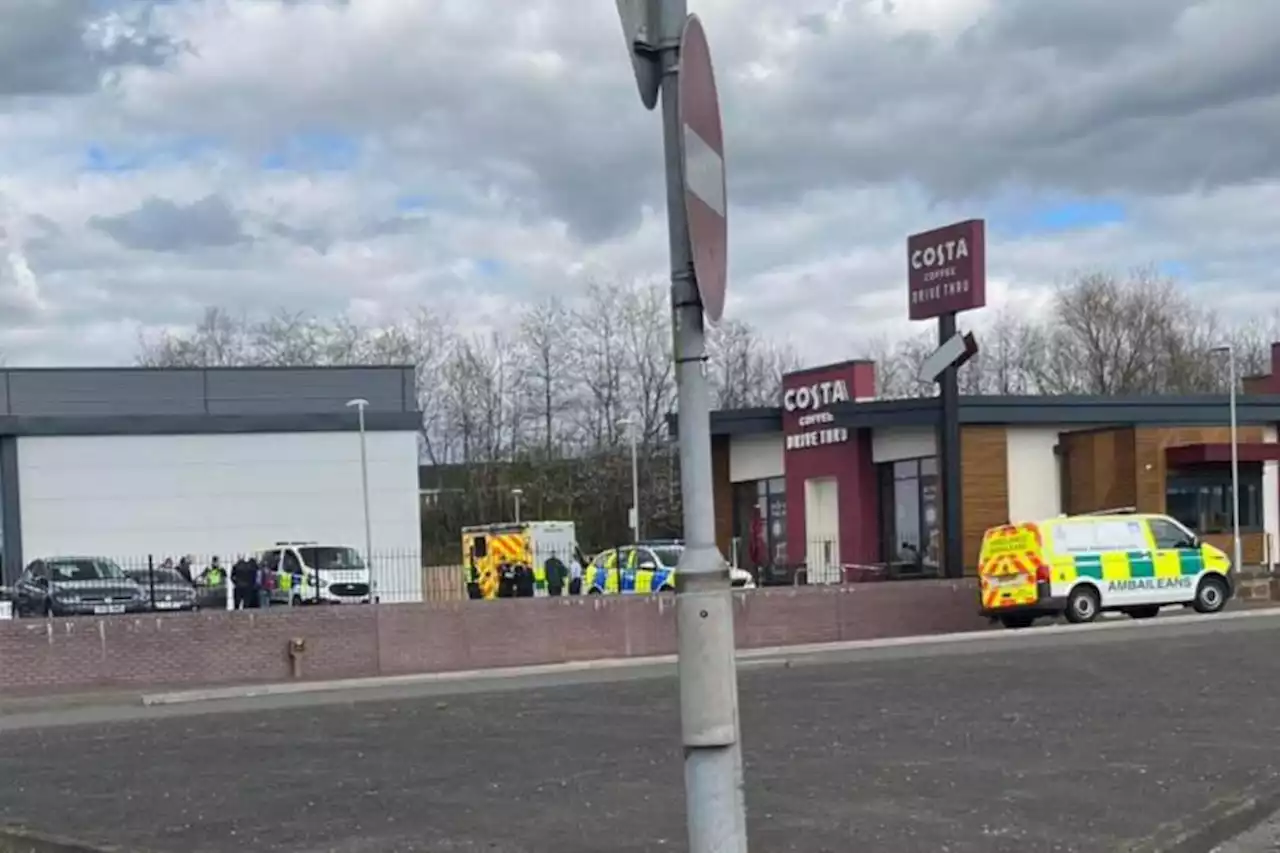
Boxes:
[511,488,523,525]
[1210,345,1242,574]
[619,417,641,544]
[346,398,374,600]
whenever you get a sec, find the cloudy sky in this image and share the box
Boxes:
[0,0,1277,366]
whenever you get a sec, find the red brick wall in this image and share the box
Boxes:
[0,581,986,696]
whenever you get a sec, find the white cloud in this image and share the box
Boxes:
[0,0,1277,367]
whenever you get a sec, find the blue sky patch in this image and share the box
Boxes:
[81,136,219,173]
[395,193,433,213]
[989,196,1128,237]
[261,131,361,171]
[474,257,504,277]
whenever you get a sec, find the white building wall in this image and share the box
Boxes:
[1005,427,1065,523]
[872,426,936,463]
[17,432,423,601]
[729,434,784,483]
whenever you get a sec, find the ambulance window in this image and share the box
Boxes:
[472,537,487,559]
[1149,518,1196,550]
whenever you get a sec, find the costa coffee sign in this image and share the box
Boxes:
[783,379,849,412]
[783,379,850,451]
[907,219,986,321]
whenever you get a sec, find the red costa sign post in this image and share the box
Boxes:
[907,218,987,580]
[907,219,986,320]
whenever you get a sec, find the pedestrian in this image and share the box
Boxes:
[545,555,567,597]
[515,562,535,598]
[465,559,483,600]
[230,556,255,610]
[497,562,516,598]
[567,552,584,596]
[253,555,272,609]
[176,555,194,584]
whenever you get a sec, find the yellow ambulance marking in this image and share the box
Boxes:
[1099,551,1130,582]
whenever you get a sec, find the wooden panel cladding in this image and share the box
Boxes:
[1202,532,1266,565]
[711,435,733,560]
[960,426,1009,574]
[1059,428,1137,515]
[1134,426,1265,513]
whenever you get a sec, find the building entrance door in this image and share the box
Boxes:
[805,477,840,584]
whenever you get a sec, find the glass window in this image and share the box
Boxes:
[879,456,940,570]
[893,460,919,480]
[1166,465,1263,534]
[732,479,788,569]
[1148,518,1196,550]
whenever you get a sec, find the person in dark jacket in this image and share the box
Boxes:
[514,563,535,598]
[544,556,567,597]
[230,557,256,609]
[497,562,516,598]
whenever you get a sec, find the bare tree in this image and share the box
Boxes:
[571,281,628,449]
[619,281,676,442]
[516,297,574,459]
[706,319,798,408]
[137,307,255,367]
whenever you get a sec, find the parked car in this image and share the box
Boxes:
[125,567,200,612]
[585,540,757,594]
[14,557,146,617]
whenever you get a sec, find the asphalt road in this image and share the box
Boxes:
[4,614,1280,853]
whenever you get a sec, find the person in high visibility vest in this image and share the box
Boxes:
[465,561,482,600]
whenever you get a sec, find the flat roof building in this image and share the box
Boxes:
[0,366,424,600]
[681,359,1280,579]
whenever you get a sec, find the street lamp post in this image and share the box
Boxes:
[1211,346,1243,573]
[345,398,374,601]
[512,488,523,525]
[619,417,641,543]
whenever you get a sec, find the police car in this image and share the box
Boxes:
[585,540,755,595]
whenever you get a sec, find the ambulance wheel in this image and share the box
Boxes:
[1126,605,1160,620]
[998,613,1035,629]
[1193,575,1229,614]
[1064,586,1100,624]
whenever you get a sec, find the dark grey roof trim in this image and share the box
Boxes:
[0,366,417,418]
[0,411,423,438]
[703,393,1280,436]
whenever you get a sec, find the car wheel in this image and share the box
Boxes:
[998,613,1035,629]
[1064,585,1100,624]
[1193,575,1229,614]
[659,584,675,593]
[588,588,602,595]
[1125,605,1161,620]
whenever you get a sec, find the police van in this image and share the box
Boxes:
[978,511,1233,629]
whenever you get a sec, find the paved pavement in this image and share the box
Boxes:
[4,613,1280,852]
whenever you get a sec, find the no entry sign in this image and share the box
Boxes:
[678,14,727,324]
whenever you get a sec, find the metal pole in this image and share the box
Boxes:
[656,1,747,849]
[938,312,963,578]
[357,404,374,599]
[1229,347,1242,572]
[514,491,522,525]
[631,425,642,543]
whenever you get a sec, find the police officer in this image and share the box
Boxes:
[497,562,516,598]
[465,560,483,600]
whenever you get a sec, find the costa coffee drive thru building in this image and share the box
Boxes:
[694,355,1280,580]
[675,219,1280,581]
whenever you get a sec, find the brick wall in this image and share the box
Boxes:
[0,581,988,696]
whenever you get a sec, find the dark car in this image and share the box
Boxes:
[14,557,146,618]
[125,567,199,612]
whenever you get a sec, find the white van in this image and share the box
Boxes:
[257,542,373,605]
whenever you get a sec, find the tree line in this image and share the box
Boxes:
[137,269,1272,562]
[867,269,1272,398]
[136,279,798,561]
